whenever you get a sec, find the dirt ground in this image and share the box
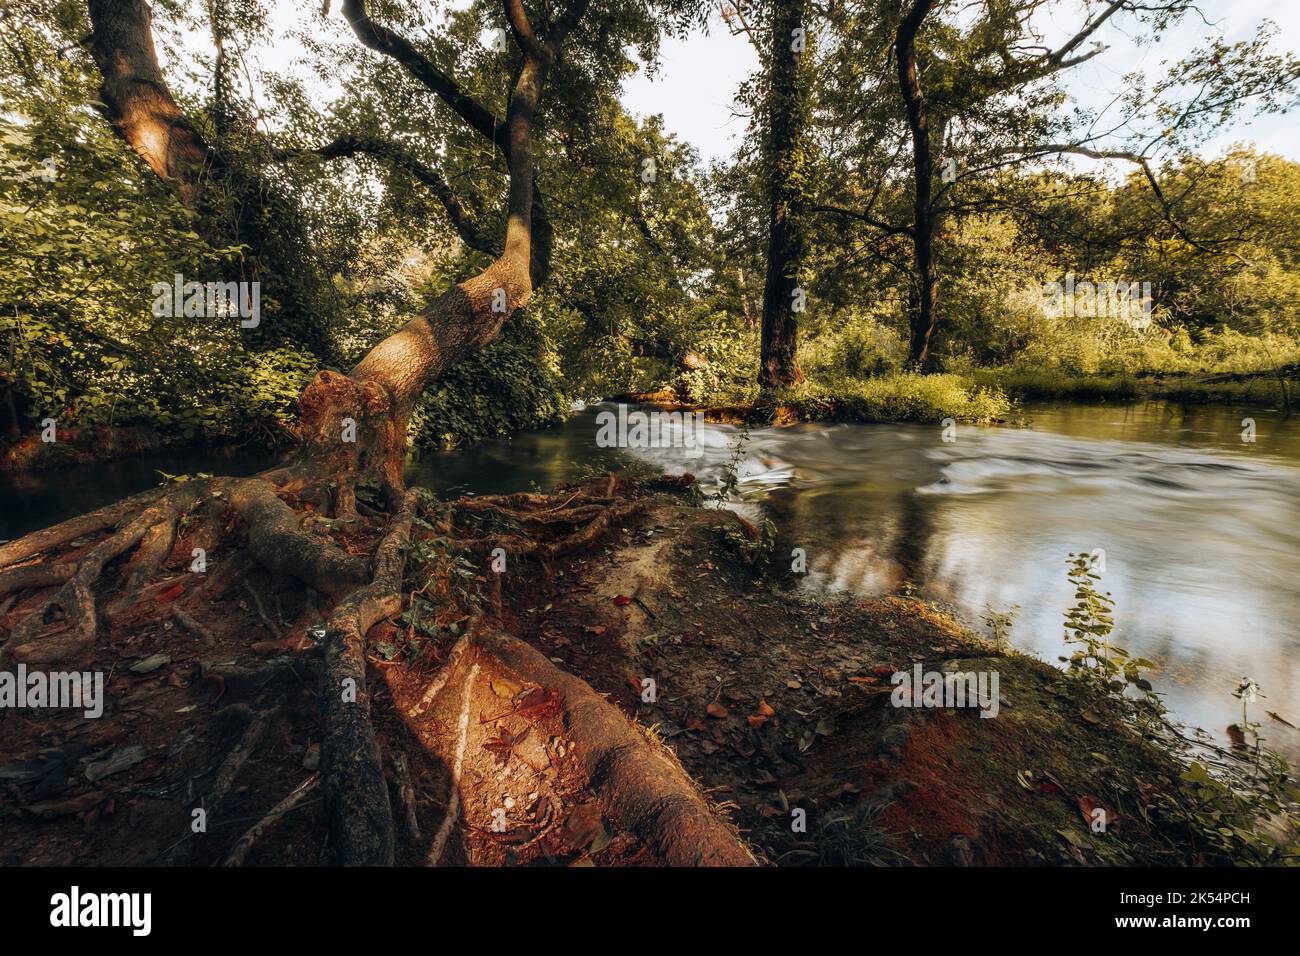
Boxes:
[0,475,1222,865]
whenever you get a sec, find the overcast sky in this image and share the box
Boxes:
[171,0,1299,167]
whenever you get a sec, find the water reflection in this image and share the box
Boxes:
[615,399,1300,760]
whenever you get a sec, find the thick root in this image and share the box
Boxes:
[474,629,756,866]
[1,481,206,665]
[228,478,369,595]
[0,562,76,598]
[0,485,167,570]
[318,488,419,866]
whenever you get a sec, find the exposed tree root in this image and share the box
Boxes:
[227,479,368,595]
[0,468,766,867]
[0,485,168,569]
[390,752,421,841]
[221,774,321,867]
[171,605,216,645]
[1,480,206,665]
[317,488,419,866]
[425,659,479,865]
[472,630,756,866]
[0,562,76,599]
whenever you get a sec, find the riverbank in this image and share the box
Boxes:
[971,365,1296,410]
[623,364,1296,430]
[2,473,1292,865]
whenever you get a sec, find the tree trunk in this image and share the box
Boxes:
[758,0,811,393]
[86,0,214,204]
[897,0,939,371]
[84,0,559,496]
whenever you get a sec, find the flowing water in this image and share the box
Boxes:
[3,398,1297,758]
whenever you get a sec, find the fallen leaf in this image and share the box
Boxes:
[154,583,185,604]
[483,727,529,765]
[757,699,776,717]
[560,802,604,849]
[1077,795,1110,828]
[746,714,769,728]
[489,677,523,698]
[613,595,632,607]
[706,702,729,719]
[84,745,148,783]
[129,654,170,674]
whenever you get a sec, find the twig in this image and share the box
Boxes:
[221,774,321,866]
[172,605,216,644]
[391,752,422,841]
[243,579,281,639]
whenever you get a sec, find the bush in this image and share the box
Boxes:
[777,372,1013,424]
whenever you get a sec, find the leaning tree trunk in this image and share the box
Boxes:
[897,0,940,371]
[757,0,811,393]
[278,50,546,513]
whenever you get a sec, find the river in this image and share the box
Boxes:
[3,398,1297,759]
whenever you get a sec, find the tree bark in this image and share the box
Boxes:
[86,0,215,204]
[758,0,810,393]
[897,0,939,370]
[278,0,590,508]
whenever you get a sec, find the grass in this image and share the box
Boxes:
[972,363,1295,408]
[762,372,1014,425]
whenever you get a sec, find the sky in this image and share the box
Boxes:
[617,0,1300,165]
[168,0,1300,167]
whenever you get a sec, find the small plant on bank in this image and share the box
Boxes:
[980,602,1019,649]
[1057,554,1299,864]
[1062,553,1153,695]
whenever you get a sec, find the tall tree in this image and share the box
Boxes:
[9,0,593,865]
[894,0,937,368]
[812,0,1300,369]
[757,0,812,390]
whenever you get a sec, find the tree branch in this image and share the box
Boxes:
[277,135,498,255]
[340,0,507,155]
[810,203,914,238]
